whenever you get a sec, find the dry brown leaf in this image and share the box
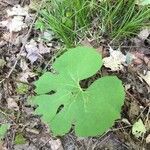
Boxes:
[80,38,92,47]
[128,101,140,120]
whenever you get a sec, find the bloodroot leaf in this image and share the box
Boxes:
[32,46,125,137]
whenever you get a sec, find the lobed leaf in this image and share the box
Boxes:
[32,46,125,137]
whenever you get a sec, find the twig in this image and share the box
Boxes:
[6,0,46,79]
[111,125,132,131]
[0,109,16,124]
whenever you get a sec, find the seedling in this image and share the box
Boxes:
[32,46,125,137]
[0,124,9,140]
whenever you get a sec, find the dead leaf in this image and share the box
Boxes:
[129,101,140,120]
[125,84,131,90]
[0,141,5,150]
[49,139,63,150]
[29,0,41,11]
[7,97,19,111]
[0,5,29,33]
[38,42,50,54]
[81,38,92,47]
[0,16,27,32]
[20,59,28,71]
[139,71,150,86]
[146,134,150,143]
[122,118,131,125]
[103,47,126,71]
[0,141,3,150]
[138,28,150,40]
[18,72,36,82]
[25,40,42,63]
[7,5,28,17]
[18,59,36,82]
[25,40,50,63]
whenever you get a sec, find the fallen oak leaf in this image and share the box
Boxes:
[103,47,126,71]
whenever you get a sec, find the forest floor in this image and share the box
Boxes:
[0,0,150,150]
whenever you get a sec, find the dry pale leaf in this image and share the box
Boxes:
[25,39,50,63]
[38,42,50,54]
[103,47,126,71]
[0,5,28,33]
[138,28,150,40]
[49,139,63,150]
[146,134,150,143]
[139,71,150,86]
[25,40,42,63]
[20,59,29,71]
[0,16,27,32]
[18,72,36,82]
[7,5,28,17]
[7,97,19,111]
[18,59,36,82]
[121,118,131,125]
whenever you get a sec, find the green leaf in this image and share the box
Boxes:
[15,133,26,145]
[132,119,146,138]
[16,83,28,94]
[0,124,9,140]
[34,19,45,31]
[32,46,125,137]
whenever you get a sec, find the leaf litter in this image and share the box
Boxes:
[0,0,150,150]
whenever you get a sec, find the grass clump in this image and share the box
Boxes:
[36,0,96,47]
[99,0,150,41]
[36,0,150,47]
